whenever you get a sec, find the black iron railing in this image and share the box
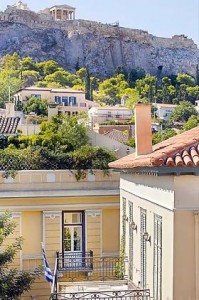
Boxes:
[57,251,93,272]
[50,289,151,300]
[56,251,127,282]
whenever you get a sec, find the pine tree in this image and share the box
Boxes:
[85,68,91,100]
[195,64,199,86]
[0,212,40,299]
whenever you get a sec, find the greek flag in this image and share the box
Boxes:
[42,245,53,283]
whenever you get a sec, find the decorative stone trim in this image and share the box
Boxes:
[43,211,61,219]
[85,209,102,217]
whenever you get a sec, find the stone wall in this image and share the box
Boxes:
[0,7,197,49]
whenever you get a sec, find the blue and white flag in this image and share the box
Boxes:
[42,245,53,283]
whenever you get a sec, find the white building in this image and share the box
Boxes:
[88,106,133,126]
[195,100,199,113]
[14,87,99,117]
[153,103,177,120]
[110,103,199,300]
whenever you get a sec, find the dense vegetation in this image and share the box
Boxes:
[0,53,199,110]
[0,114,117,177]
[0,52,199,155]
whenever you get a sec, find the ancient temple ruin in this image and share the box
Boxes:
[1,1,76,22]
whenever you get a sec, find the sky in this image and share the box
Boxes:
[1,0,199,46]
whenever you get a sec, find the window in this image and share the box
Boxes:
[69,96,77,106]
[129,201,134,280]
[80,103,86,107]
[153,214,162,300]
[62,96,68,106]
[122,197,126,253]
[55,96,61,104]
[31,94,41,99]
[140,208,147,289]
[107,111,111,117]
[62,212,85,253]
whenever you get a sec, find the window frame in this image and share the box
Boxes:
[62,211,85,254]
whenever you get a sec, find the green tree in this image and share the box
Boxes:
[195,64,199,85]
[176,73,195,86]
[0,72,22,107]
[22,70,40,87]
[152,128,177,145]
[76,68,91,99]
[161,77,172,103]
[183,115,199,131]
[90,76,100,100]
[127,68,145,88]
[23,97,48,116]
[1,53,21,71]
[96,74,129,105]
[186,86,199,104]
[124,88,141,108]
[36,60,59,77]
[39,114,89,152]
[44,69,76,87]
[135,74,157,102]
[170,101,197,122]
[21,57,38,72]
[0,211,39,299]
[85,69,91,100]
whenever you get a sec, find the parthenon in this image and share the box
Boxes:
[49,5,76,21]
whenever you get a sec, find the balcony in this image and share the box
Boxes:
[51,289,151,300]
[56,251,126,282]
[50,252,150,300]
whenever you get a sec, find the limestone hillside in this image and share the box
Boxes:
[0,19,199,77]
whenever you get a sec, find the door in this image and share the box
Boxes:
[62,211,85,269]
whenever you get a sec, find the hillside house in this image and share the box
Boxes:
[153,103,177,120]
[14,87,98,116]
[88,106,133,127]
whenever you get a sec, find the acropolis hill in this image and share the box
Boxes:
[0,1,199,77]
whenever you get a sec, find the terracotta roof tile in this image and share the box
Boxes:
[0,117,20,135]
[104,129,128,144]
[109,126,199,169]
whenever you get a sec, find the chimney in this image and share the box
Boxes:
[5,102,15,117]
[134,103,152,156]
[48,103,58,120]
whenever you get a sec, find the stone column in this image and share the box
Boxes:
[73,10,75,20]
[55,8,57,21]
[69,11,72,20]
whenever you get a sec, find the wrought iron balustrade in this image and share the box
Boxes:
[56,251,127,282]
[51,288,151,300]
[57,251,93,272]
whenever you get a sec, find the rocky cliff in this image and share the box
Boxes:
[0,18,198,77]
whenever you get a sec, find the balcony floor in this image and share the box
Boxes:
[59,280,129,293]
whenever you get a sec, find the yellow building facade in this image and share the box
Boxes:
[0,170,120,299]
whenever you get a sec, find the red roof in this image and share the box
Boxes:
[109,126,199,169]
[104,129,128,144]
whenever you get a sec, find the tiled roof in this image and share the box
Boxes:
[154,103,177,108]
[0,117,20,135]
[109,126,199,169]
[104,129,128,144]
